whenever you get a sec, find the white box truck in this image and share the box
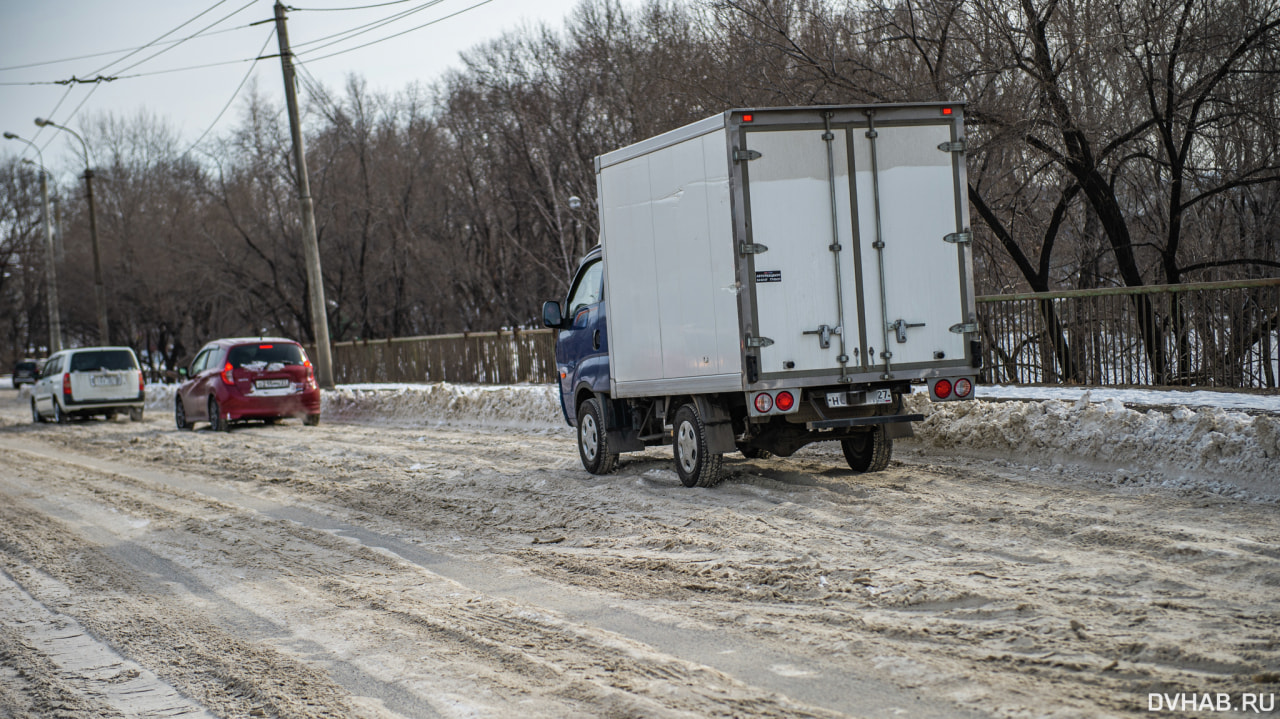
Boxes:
[542,103,979,486]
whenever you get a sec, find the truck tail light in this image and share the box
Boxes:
[954,378,972,398]
[934,378,952,399]
[754,392,773,413]
[775,391,795,411]
[221,363,234,385]
[62,373,71,397]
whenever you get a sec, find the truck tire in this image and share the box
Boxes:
[842,426,892,473]
[673,404,724,488]
[577,397,618,474]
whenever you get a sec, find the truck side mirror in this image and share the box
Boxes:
[542,301,564,329]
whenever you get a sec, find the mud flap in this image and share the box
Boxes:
[692,396,737,455]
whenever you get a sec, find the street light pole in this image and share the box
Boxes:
[4,132,63,353]
[34,118,109,344]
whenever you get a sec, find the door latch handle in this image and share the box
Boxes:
[803,324,841,349]
[888,319,925,343]
[592,329,601,350]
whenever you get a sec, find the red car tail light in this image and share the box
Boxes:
[954,378,972,398]
[775,390,795,411]
[62,373,71,396]
[304,359,316,387]
[221,362,234,385]
[754,392,773,413]
[934,378,953,399]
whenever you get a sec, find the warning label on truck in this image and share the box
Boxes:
[756,270,782,283]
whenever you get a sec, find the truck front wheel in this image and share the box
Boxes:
[673,404,724,488]
[577,397,618,474]
[842,426,892,473]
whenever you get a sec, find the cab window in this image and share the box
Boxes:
[566,260,604,318]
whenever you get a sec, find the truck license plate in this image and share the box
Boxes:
[871,389,892,404]
[826,392,848,408]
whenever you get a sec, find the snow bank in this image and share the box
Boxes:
[323,383,564,430]
[904,392,1280,492]
[146,381,564,429]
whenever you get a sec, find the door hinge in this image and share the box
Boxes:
[746,336,774,348]
[734,149,762,162]
[739,242,769,255]
[888,319,925,343]
[944,229,972,244]
[937,139,967,153]
[950,323,979,334]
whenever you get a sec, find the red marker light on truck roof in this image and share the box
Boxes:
[742,114,753,122]
[942,107,953,115]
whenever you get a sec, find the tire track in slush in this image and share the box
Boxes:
[0,436,976,719]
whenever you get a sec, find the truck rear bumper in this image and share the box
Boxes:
[806,413,924,430]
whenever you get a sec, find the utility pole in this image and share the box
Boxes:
[37,169,62,353]
[35,118,108,343]
[5,132,63,353]
[273,1,334,388]
[84,167,108,343]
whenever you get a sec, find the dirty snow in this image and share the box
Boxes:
[141,380,1278,500]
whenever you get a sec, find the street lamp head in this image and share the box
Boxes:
[34,117,53,127]
[568,195,582,210]
[21,159,36,166]
[3,132,18,140]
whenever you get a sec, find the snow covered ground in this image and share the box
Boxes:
[135,380,1280,501]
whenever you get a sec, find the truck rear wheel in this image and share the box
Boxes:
[842,426,892,473]
[673,404,724,488]
[577,397,618,474]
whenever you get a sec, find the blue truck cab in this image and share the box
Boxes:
[542,246,609,429]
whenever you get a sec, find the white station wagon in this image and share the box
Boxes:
[31,346,145,423]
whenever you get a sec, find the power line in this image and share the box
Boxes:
[88,0,235,76]
[290,0,417,10]
[291,0,447,51]
[0,24,254,73]
[104,0,262,77]
[182,28,278,157]
[298,0,494,63]
[26,0,252,155]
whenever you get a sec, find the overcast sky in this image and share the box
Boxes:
[0,0,584,176]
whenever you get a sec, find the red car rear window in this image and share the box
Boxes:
[226,343,305,368]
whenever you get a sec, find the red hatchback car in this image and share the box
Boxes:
[175,337,321,431]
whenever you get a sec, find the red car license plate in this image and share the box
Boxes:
[255,379,290,389]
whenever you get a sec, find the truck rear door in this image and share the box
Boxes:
[741,108,970,383]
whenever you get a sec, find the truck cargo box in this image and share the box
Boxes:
[596,103,977,399]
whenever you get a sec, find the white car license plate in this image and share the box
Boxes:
[256,379,290,389]
[826,392,848,408]
[90,375,122,387]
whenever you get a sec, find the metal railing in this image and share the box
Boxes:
[317,279,1279,390]
[325,329,557,385]
[977,278,1280,388]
